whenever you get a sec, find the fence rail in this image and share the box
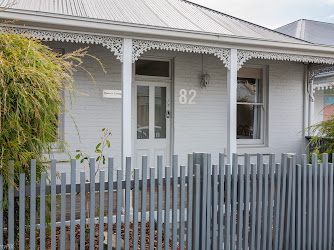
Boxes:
[1,152,334,249]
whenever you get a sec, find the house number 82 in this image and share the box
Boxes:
[179,89,196,104]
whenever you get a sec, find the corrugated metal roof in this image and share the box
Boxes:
[276,19,334,46]
[2,0,306,43]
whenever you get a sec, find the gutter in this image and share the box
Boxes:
[3,9,334,57]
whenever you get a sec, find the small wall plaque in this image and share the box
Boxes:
[103,90,122,98]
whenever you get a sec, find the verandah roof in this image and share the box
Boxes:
[1,0,307,44]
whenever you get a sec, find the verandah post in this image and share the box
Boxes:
[227,48,238,164]
[122,38,133,169]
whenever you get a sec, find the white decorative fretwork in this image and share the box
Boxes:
[6,28,124,61]
[313,82,334,91]
[132,39,231,69]
[237,49,334,70]
[308,65,334,82]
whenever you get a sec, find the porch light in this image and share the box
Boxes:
[201,73,211,88]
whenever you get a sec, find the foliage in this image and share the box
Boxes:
[75,128,112,176]
[0,29,96,182]
[307,113,334,162]
[0,27,104,244]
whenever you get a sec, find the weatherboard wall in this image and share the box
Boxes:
[47,43,306,181]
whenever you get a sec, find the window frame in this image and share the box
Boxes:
[237,65,268,146]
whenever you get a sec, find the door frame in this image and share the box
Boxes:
[132,56,174,167]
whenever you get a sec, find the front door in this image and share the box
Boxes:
[135,82,171,169]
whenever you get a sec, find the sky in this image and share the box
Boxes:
[189,0,334,29]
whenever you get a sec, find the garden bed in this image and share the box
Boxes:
[32,222,169,249]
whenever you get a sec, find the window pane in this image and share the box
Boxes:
[135,60,170,77]
[155,87,167,138]
[237,78,261,103]
[237,104,261,139]
[137,86,149,139]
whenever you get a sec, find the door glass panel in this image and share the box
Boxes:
[137,86,149,139]
[155,86,167,138]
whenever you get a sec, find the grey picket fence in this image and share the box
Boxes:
[1,152,334,249]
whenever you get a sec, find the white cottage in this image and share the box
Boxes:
[2,0,334,173]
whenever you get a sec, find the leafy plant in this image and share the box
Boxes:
[75,128,112,226]
[306,113,334,162]
[0,26,104,244]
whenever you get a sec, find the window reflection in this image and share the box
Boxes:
[155,87,166,138]
[137,86,149,139]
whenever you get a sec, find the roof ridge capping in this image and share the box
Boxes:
[275,19,303,31]
[300,18,334,26]
[179,0,308,43]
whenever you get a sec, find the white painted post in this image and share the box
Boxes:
[303,64,309,136]
[122,38,133,169]
[227,48,238,164]
[308,79,314,128]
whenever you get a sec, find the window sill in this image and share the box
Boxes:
[237,143,267,148]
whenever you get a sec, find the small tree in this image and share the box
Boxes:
[0,29,93,179]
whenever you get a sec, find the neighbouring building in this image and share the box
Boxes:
[277,19,334,125]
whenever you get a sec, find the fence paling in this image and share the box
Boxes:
[301,156,307,250]
[30,160,36,250]
[107,158,113,250]
[267,155,275,250]
[70,159,76,250]
[323,154,328,250]
[60,173,66,250]
[236,164,244,250]
[179,165,186,250]
[98,171,105,250]
[249,163,256,250]
[328,162,334,250]
[157,156,163,250]
[5,152,334,250]
[89,158,95,250]
[211,164,218,250]
[164,166,171,250]
[186,154,193,250]
[140,156,147,250]
[218,154,225,250]
[124,158,131,250]
[149,167,155,250]
[312,155,318,250]
[19,173,25,250]
[243,154,250,250]
[133,168,139,250]
[80,172,85,250]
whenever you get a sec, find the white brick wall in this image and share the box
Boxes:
[47,43,307,181]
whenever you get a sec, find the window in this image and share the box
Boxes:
[135,59,170,78]
[237,67,266,144]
